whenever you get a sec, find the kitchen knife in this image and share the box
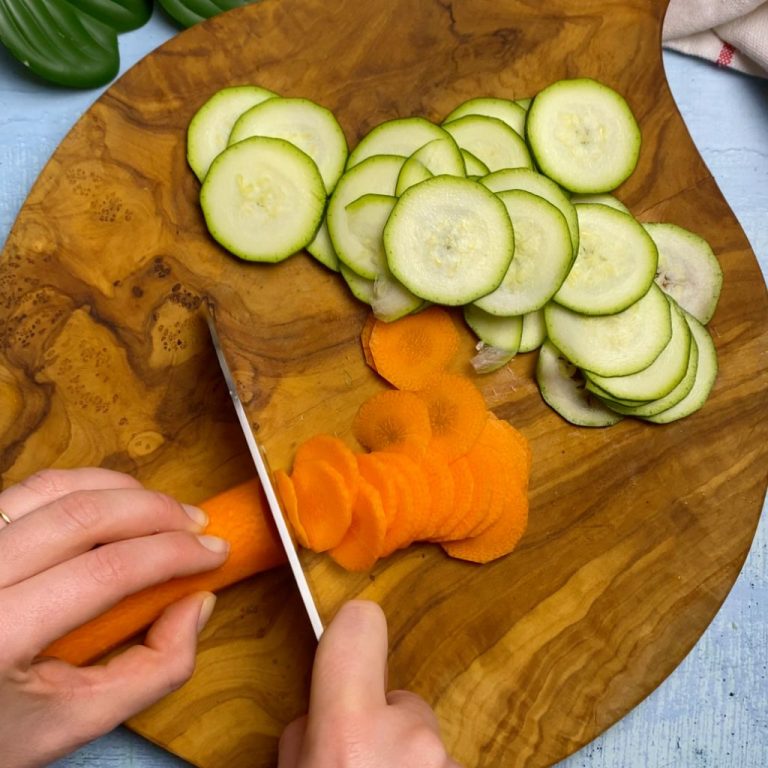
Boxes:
[204,305,324,639]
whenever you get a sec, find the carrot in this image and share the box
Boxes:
[428,455,475,539]
[294,433,360,494]
[375,451,431,555]
[357,452,399,528]
[367,306,460,389]
[360,312,377,368]
[291,459,354,551]
[441,480,529,564]
[42,478,286,667]
[329,477,387,571]
[415,373,488,463]
[415,453,456,541]
[352,389,432,456]
[274,469,309,547]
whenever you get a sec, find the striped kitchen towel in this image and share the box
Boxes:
[663,0,768,77]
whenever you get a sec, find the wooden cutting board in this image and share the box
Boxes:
[1,0,766,765]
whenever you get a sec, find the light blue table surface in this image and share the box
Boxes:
[1,7,766,767]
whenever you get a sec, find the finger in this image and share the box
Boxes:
[386,689,442,733]
[0,468,142,522]
[309,599,389,715]
[277,716,307,768]
[0,487,208,587]
[1,532,229,662]
[27,592,215,761]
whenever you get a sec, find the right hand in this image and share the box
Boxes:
[278,600,462,768]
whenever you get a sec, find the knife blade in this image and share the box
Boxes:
[204,305,324,640]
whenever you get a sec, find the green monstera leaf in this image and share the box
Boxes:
[157,0,257,28]
[0,0,152,87]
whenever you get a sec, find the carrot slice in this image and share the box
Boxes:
[441,480,529,564]
[42,478,286,666]
[427,455,475,540]
[367,306,460,389]
[374,451,431,554]
[352,389,432,456]
[274,469,309,547]
[360,312,377,368]
[357,452,399,528]
[291,460,353,552]
[416,373,488,463]
[329,477,387,571]
[416,453,456,541]
[294,433,360,494]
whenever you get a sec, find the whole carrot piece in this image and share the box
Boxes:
[42,478,286,666]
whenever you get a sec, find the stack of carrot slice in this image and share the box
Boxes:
[276,307,531,570]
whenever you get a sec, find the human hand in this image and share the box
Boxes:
[0,467,230,768]
[279,600,462,768]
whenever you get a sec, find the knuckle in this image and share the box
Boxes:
[84,543,131,587]
[19,468,77,499]
[406,724,448,764]
[56,491,105,534]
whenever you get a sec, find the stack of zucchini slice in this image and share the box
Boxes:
[187,77,722,426]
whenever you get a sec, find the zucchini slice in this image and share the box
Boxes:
[464,304,523,352]
[443,96,527,137]
[200,136,325,263]
[519,308,547,353]
[526,77,641,193]
[553,204,658,315]
[442,114,533,172]
[480,167,579,255]
[347,117,447,168]
[536,340,624,427]
[395,158,432,196]
[544,283,673,377]
[384,175,514,306]
[228,96,348,193]
[187,85,277,181]
[644,222,723,324]
[644,312,718,423]
[342,193,396,279]
[326,154,405,275]
[584,297,691,401]
[410,136,466,177]
[306,220,340,272]
[474,190,573,316]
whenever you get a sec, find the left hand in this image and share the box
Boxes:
[0,467,230,768]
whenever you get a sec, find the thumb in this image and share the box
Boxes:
[309,600,389,715]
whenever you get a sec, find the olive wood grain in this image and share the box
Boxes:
[1,0,766,766]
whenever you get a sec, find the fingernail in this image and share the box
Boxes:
[197,593,217,633]
[196,534,230,554]
[183,504,209,529]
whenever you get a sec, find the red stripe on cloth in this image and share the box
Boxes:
[716,42,735,67]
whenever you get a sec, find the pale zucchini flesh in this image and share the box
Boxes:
[584,297,691,401]
[536,340,624,427]
[347,117,448,168]
[480,167,579,255]
[463,304,523,352]
[384,175,514,306]
[443,96,527,137]
[395,157,433,196]
[228,97,348,194]
[200,136,325,263]
[442,114,533,172]
[544,283,673,377]
[342,193,396,279]
[410,135,466,177]
[526,77,641,193]
[519,308,547,353]
[553,204,658,315]
[644,222,723,324]
[187,85,277,182]
[327,155,405,276]
[306,219,340,271]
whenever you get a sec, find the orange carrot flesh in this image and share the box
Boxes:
[352,389,432,456]
[416,373,488,463]
[357,452,399,529]
[42,478,286,667]
[416,453,456,541]
[360,312,377,369]
[291,460,353,552]
[367,306,460,390]
[294,434,360,495]
[274,468,309,548]
[441,480,529,564]
[329,477,387,572]
[427,455,475,540]
[376,457,418,557]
